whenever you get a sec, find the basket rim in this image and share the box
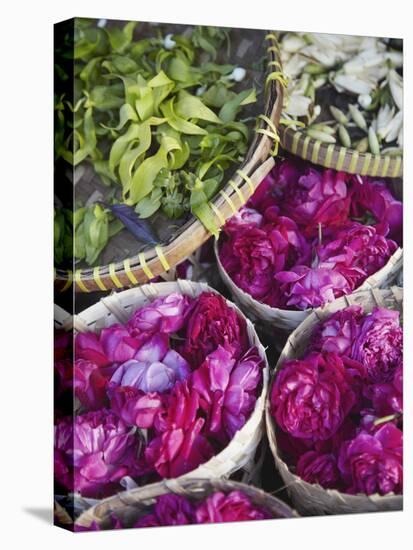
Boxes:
[55,30,284,293]
[280,126,403,178]
[265,286,403,506]
[55,280,270,489]
[74,477,298,528]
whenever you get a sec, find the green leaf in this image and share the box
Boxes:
[119,122,152,190]
[135,189,163,218]
[175,90,221,123]
[161,98,208,135]
[105,21,137,53]
[191,202,219,238]
[109,122,141,173]
[128,136,180,203]
[219,88,257,123]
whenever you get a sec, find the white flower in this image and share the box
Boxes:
[385,111,403,143]
[163,34,176,50]
[358,94,372,108]
[388,69,403,110]
[228,67,246,82]
[284,92,312,117]
[376,104,396,140]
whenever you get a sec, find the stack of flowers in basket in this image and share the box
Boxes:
[219,157,402,310]
[269,305,403,496]
[54,292,265,499]
[76,491,272,531]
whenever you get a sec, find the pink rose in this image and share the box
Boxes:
[134,494,195,528]
[310,306,363,356]
[109,386,164,429]
[195,491,270,523]
[275,266,351,310]
[296,451,341,489]
[352,307,403,383]
[192,346,262,442]
[110,334,190,394]
[127,293,192,338]
[54,410,143,498]
[274,159,351,237]
[349,175,402,244]
[100,324,141,363]
[73,359,115,410]
[75,332,109,366]
[338,423,403,495]
[317,222,397,289]
[181,292,248,367]
[271,353,359,441]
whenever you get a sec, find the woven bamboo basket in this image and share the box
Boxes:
[68,280,269,483]
[54,26,285,294]
[75,478,297,529]
[265,286,403,516]
[215,238,403,331]
[279,126,402,178]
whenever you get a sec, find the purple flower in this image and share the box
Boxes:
[310,306,363,356]
[352,307,403,383]
[270,353,360,441]
[195,491,270,523]
[145,417,214,478]
[317,222,397,289]
[350,175,403,244]
[296,451,341,489]
[224,207,264,234]
[127,293,192,338]
[338,422,403,495]
[275,266,351,310]
[192,346,262,442]
[54,410,142,498]
[181,292,249,367]
[73,359,115,410]
[110,334,190,394]
[109,386,164,429]
[75,332,109,366]
[274,159,351,237]
[100,324,141,363]
[134,494,195,528]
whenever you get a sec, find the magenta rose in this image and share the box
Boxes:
[275,159,351,237]
[247,171,278,212]
[221,227,277,301]
[224,207,264,235]
[310,306,363,356]
[349,175,402,244]
[54,409,143,498]
[192,346,262,442]
[317,222,397,289]
[75,332,109,366]
[275,266,351,310]
[145,417,214,478]
[352,307,403,383]
[181,292,248,367]
[366,364,403,417]
[100,324,141,363]
[135,494,195,528]
[338,422,403,495]
[73,359,115,410]
[110,334,190,394]
[195,491,270,523]
[127,293,192,339]
[296,451,341,489]
[271,353,359,441]
[109,386,164,429]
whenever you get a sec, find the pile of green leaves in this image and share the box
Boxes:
[55,20,257,267]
